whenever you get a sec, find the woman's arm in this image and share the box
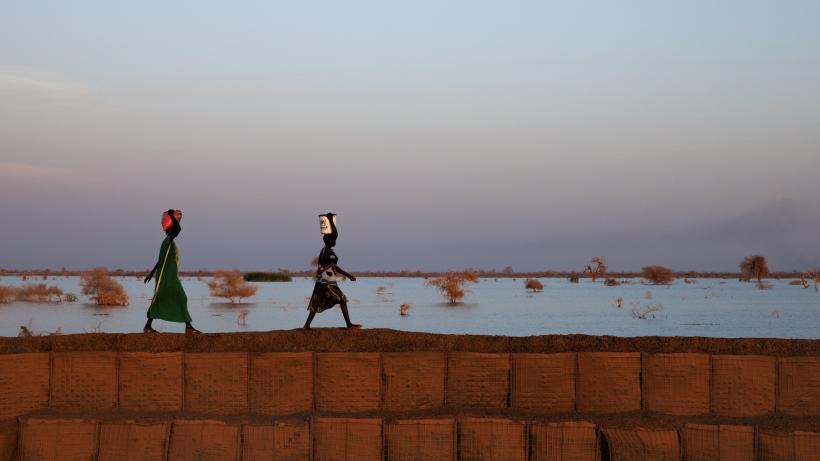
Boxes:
[335,266,356,281]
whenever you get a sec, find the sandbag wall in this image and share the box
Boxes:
[0,350,818,460]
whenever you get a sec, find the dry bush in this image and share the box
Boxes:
[0,286,18,304]
[568,273,580,283]
[375,286,386,295]
[237,309,249,326]
[208,270,258,303]
[605,278,621,286]
[631,302,663,319]
[642,266,675,285]
[80,267,129,306]
[16,284,64,303]
[739,255,769,283]
[425,270,479,304]
[584,257,608,282]
[524,279,544,292]
[400,303,411,316]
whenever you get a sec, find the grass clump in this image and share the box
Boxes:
[524,279,544,292]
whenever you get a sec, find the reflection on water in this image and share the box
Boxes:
[0,276,817,338]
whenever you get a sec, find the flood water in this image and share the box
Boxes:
[0,276,817,338]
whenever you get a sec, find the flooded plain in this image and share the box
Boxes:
[0,276,817,338]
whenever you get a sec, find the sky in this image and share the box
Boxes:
[1,1,819,272]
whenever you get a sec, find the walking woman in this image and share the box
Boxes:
[304,213,361,329]
[143,209,200,334]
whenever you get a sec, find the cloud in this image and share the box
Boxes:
[0,72,89,98]
[0,162,96,184]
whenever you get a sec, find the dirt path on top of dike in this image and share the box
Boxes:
[1,329,818,355]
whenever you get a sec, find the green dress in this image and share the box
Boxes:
[147,237,192,323]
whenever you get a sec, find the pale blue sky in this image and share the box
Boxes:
[1,1,819,271]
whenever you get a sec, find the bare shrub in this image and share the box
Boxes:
[80,267,129,306]
[237,309,249,326]
[375,286,386,295]
[524,279,544,292]
[642,266,675,285]
[605,278,621,286]
[400,303,411,316]
[568,273,580,283]
[0,286,18,304]
[16,284,64,303]
[208,270,258,303]
[425,270,479,304]
[584,257,608,282]
[631,302,663,319]
[739,255,769,283]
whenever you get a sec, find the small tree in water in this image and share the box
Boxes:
[739,255,769,283]
[583,257,608,282]
[208,270,258,303]
[80,267,129,306]
[426,270,479,304]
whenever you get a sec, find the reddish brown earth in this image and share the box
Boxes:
[1,328,818,355]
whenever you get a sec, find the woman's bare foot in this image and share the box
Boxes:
[143,327,158,333]
[185,326,201,335]
[302,325,311,330]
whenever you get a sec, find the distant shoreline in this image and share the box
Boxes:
[0,268,809,279]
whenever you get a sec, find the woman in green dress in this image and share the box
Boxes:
[143,209,199,334]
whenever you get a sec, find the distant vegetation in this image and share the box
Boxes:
[642,266,676,285]
[80,268,129,306]
[524,279,544,292]
[426,270,480,304]
[583,257,608,282]
[739,255,769,283]
[209,270,258,303]
[0,284,74,304]
[243,272,292,282]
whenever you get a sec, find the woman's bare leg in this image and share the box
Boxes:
[185,322,201,334]
[143,317,157,333]
[303,311,316,329]
[340,302,361,329]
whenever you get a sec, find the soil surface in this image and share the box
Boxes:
[1,329,818,355]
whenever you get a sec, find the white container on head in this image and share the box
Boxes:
[319,214,337,235]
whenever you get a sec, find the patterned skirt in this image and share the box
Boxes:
[308,283,348,313]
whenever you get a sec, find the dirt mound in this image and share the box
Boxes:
[0,329,818,355]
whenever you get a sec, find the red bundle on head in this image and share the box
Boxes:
[161,210,183,230]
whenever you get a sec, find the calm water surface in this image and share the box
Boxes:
[0,276,817,338]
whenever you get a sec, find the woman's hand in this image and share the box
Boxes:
[144,273,153,284]
[349,275,356,282]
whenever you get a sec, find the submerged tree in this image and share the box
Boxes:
[642,265,676,285]
[208,270,258,303]
[425,270,480,304]
[583,257,608,282]
[739,255,769,283]
[80,267,129,306]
